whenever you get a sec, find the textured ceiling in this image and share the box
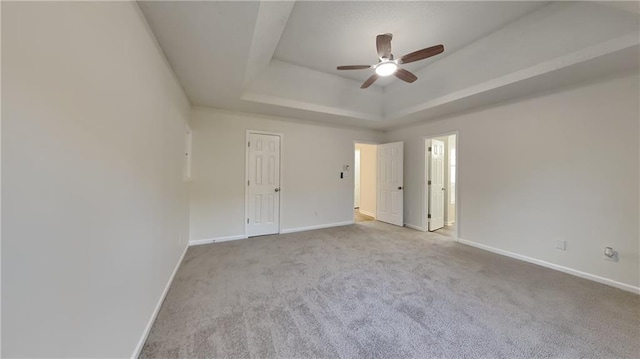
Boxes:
[138,1,640,129]
[274,1,548,86]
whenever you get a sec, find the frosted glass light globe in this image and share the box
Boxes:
[375,61,398,77]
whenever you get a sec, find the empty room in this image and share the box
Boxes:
[2,1,639,358]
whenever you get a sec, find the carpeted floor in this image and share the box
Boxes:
[141,221,640,358]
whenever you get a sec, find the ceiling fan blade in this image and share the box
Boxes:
[376,33,393,59]
[394,68,418,83]
[337,65,372,70]
[399,44,444,64]
[361,74,379,89]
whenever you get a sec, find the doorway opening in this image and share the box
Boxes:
[354,142,377,223]
[425,133,457,238]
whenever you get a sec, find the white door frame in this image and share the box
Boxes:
[422,131,460,240]
[245,130,284,237]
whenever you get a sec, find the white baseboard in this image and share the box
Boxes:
[405,223,426,232]
[358,209,376,218]
[189,222,356,245]
[281,221,354,234]
[457,238,640,295]
[189,234,246,246]
[131,244,188,358]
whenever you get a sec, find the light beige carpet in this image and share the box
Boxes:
[141,221,639,358]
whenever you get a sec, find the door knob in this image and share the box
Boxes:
[274,188,280,192]
[398,186,403,190]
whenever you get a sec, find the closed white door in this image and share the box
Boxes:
[376,142,404,226]
[428,139,445,231]
[354,149,361,208]
[247,133,280,237]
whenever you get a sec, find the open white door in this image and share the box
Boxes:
[376,142,403,226]
[428,139,445,231]
[247,133,280,237]
[354,149,361,208]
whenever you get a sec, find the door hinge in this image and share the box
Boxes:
[247,180,250,186]
[248,142,250,147]
[428,180,432,185]
[428,146,432,152]
[427,214,432,219]
[247,218,249,224]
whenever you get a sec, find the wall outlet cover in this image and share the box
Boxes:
[604,247,619,262]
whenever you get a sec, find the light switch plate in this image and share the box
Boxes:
[555,240,566,250]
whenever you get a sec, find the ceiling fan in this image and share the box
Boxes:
[337,33,444,89]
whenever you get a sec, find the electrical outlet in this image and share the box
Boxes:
[555,240,566,250]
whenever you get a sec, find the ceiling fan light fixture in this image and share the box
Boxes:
[337,34,444,88]
[375,61,398,77]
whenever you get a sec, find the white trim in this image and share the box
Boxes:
[358,209,376,218]
[245,130,283,237]
[281,221,354,234]
[189,234,247,246]
[131,244,188,359]
[457,238,640,295]
[353,139,380,145]
[404,223,425,232]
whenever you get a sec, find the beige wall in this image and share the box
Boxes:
[2,2,190,357]
[355,143,377,217]
[189,108,382,240]
[386,72,640,289]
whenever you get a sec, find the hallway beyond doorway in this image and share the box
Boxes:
[354,209,374,223]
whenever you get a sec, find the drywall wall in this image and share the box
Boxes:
[355,143,377,217]
[2,2,190,357]
[386,72,640,289]
[189,108,381,241]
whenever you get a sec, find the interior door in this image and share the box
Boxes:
[428,139,445,231]
[354,149,361,208]
[376,142,404,226]
[247,133,280,237]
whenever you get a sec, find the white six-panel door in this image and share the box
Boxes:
[376,142,404,226]
[354,149,361,208]
[428,139,445,231]
[247,133,280,237]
